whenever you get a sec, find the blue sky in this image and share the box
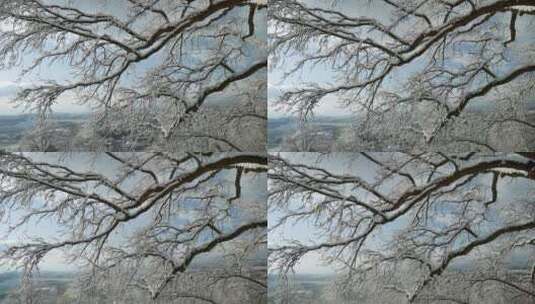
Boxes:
[0,153,127,271]
[268,153,535,275]
[0,1,267,115]
[268,0,535,118]
[267,0,393,118]
[0,1,121,114]
[0,153,266,272]
[268,153,388,274]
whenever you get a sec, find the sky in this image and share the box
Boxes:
[0,0,267,115]
[0,153,267,272]
[2,1,531,118]
[268,153,397,274]
[0,153,135,271]
[0,1,122,114]
[268,153,535,275]
[267,0,535,118]
[267,0,394,118]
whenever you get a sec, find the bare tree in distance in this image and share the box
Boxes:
[269,0,535,151]
[0,0,267,151]
[269,152,535,303]
[0,152,267,303]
